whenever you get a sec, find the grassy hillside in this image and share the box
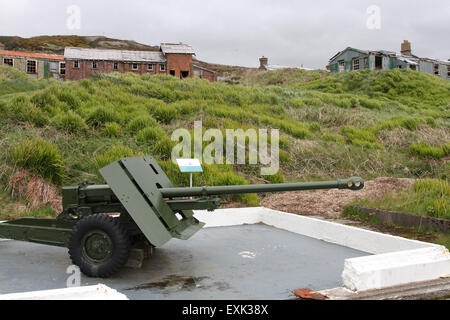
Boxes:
[0,66,448,218]
[0,35,159,54]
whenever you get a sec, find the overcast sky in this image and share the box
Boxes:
[1,0,449,69]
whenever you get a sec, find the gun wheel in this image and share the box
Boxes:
[68,214,130,278]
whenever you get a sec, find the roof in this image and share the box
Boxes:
[0,50,64,60]
[192,64,216,74]
[64,47,166,63]
[160,43,195,55]
[263,64,315,71]
[329,47,449,65]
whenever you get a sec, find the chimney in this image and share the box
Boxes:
[401,40,412,56]
[259,56,268,70]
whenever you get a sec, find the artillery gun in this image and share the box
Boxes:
[0,157,364,277]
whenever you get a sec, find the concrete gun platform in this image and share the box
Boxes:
[1,207,449,300]
[0,224,368,300]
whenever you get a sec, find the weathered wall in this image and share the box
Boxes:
[65,60,166,81]
[329,49,369,72]
[438,64,447,80]
[418,61,433,74]
[193,67,217,82]
[0,55,62,79]
[165,53,193,78]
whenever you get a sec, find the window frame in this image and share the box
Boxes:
[73,60,80,69]
[434,64,440,76]
[353,58,360,71]
[26,59,37,74]
[113,62,119,70]
[59,62,66,75]
[160,64,166,72]
[338,60,345,72]
[3,58,14,67]
[147,64,154,71]
[92,61,98,69]
[132,63,139,71]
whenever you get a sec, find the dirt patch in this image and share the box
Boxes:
[261,177,414,218]
[8,169,62,214]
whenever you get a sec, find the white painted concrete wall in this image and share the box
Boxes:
[0,284,128,300]
[194,207,450,292]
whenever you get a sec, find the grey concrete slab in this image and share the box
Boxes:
[0,224,369,300]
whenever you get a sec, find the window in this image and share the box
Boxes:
[338,61,345,72]
[3,58,13,66]
[132,63,139,71]
[181,71,189,79]
[113,62,118,70]
[160,64,166,72]
[59,62,66,75]
[92,61,98,69]
[73,60,79,68]
[353,59,360,71]
[434,64,440,76]
[26,60,37,73]
[147,64,153,71]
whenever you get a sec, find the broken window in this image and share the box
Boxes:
[92,61,98,69]
[3,58,13,66]
[26,60,37,73]
[160,64,166,72]
[73,60,79,68]
[147,64,153,71]
[434,64,440,76]
[169,70,175,76]
[338,61,345,72]
[113,62,118,70]
[353,59,360,71]
[132,63,139,71]
[60,62,66,75]
[447,66,450,77]
[409,65,416,71]
[181,71,189,78]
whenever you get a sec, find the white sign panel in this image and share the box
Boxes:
[176,159,203,173]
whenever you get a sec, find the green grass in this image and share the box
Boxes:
[348,179,449,219]
[409,141,450,160]
[9,138,65,184]
[0,65,448,212]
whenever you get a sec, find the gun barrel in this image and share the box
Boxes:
[160,177,364,198]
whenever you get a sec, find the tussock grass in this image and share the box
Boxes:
[93,145,142,169]
[9,138,65,184]
[102,122,122,137]
[409,141,450,160]
[351,179,449,220]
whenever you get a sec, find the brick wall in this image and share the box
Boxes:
[201,69,217,82]
[165,53,193,79]
[65,60,167,81]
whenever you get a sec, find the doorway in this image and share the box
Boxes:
[375,56,383,70]
[181,71,189,79]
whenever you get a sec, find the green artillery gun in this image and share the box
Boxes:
[0,157,364,278]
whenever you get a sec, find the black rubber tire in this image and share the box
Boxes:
[68,214,130,278]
